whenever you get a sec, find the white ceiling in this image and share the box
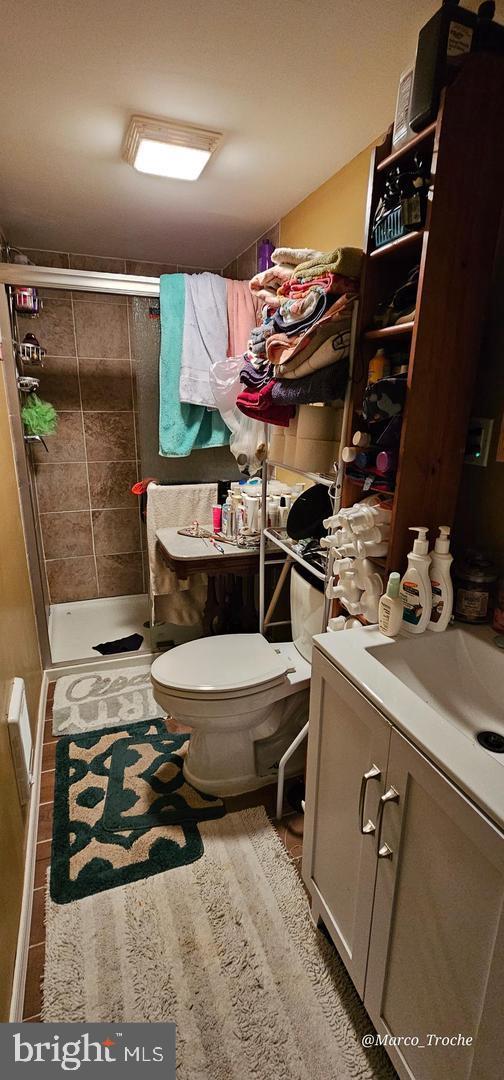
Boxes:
[0,0,492,268]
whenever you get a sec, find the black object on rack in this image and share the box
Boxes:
[409,1,477,133]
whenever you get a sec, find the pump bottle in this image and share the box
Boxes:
[400,527,432,634]
[428,525,453,631]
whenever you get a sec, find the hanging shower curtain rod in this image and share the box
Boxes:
[0,262,161,297]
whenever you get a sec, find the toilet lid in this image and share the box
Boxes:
[151,634,290,696]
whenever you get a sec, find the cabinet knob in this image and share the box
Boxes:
[358,764,381,835]
[376,786,400,857]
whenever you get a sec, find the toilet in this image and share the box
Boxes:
[151,567,325,796]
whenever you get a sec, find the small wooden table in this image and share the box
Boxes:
[156,527,262,579]
[156,527,278,634]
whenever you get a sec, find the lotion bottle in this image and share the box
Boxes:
[379,572,403,636]
[400,527,431,634]
[428,525,453,631]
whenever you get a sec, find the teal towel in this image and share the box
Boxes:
[159,274,230,457]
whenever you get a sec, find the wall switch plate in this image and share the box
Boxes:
[464,417,494,467]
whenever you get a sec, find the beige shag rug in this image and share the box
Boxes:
[43,807,396,1080]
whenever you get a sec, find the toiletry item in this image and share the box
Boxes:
[226,502,236,539]
[453,551,496,623]
[379,572,403,636]
[342,445,358,463]
[257,239,274,273]
[279,496,289,528]
[376,449,397,475]
[428,525,453,630]
[368,348,390,384]
[492,578,504,632]
[400,527,432,633]
[243,493,260,531]
[221,490,231,536]
[212,505,222,532]
[409,1,476,133]
[352,430,371,448]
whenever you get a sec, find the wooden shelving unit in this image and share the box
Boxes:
[364,322,414,341]
[342,52,504,577]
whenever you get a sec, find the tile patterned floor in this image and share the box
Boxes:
[22,685,305,1020]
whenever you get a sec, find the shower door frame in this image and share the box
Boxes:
[0,263,161,670]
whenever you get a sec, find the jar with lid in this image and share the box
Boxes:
[453,552,497,624]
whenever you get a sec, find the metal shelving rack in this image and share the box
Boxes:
[258,300,358,638]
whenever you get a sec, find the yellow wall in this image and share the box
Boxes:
[280,143,374,251]
[0,363,42,1019]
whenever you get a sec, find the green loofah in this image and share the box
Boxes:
[22,394,58,436]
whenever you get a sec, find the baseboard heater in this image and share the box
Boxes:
[8,678,34,805]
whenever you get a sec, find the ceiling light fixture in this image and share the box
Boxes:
[123,114,222,181]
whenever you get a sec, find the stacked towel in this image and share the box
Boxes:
[236,247,361,428]
[236,382,295,427]
[293,247,363,282]
[270,358,349,405]
[271,246,324,267]
[248,264,293,308]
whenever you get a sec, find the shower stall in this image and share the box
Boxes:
[0,261,238,670]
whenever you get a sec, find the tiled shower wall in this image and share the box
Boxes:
[17,251,158,603]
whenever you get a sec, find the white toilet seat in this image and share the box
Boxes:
[151,633,292,700]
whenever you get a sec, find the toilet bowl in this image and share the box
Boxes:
[151,567,325,796]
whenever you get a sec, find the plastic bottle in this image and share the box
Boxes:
[379,572,403,636]
[221,490,231,536]
[400,527,432,634]
[428,525,453,631]
[368,348,390,383]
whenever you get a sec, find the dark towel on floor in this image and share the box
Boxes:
[270,357,349,405]
[93,633,144,655]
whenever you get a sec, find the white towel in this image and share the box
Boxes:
[146,482,217,626]
[179,273,228,407]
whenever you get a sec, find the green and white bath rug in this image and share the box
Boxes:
[52,665,159,736]
[103,733,225,832]
[51,719,224,904]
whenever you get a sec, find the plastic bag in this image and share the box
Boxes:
[209,356,243,413]
[209,356,266,475]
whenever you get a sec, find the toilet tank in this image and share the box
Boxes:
[290,566,325,663]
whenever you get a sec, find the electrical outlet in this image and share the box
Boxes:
[464,417,494,467]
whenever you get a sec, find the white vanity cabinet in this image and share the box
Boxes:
[302,646,504,1080]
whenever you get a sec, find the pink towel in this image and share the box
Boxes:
[226,279,261,357]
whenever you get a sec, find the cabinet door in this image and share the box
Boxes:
[302,649,391,996]
[365,728,504,1080]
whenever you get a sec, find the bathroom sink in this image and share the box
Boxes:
[366,627,504,743]
[313,623,504,828]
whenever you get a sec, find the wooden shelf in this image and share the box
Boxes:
[343,55,504,573]
[370,230,424,260]
[377,121,437,173]
[364,322,415,341]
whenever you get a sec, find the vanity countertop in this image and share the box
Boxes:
[313,624,504,831]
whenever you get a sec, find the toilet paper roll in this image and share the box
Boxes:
[283,433,298,466]
[269,429,285,461]
[295,437,339,474]
[297,404,339,442]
